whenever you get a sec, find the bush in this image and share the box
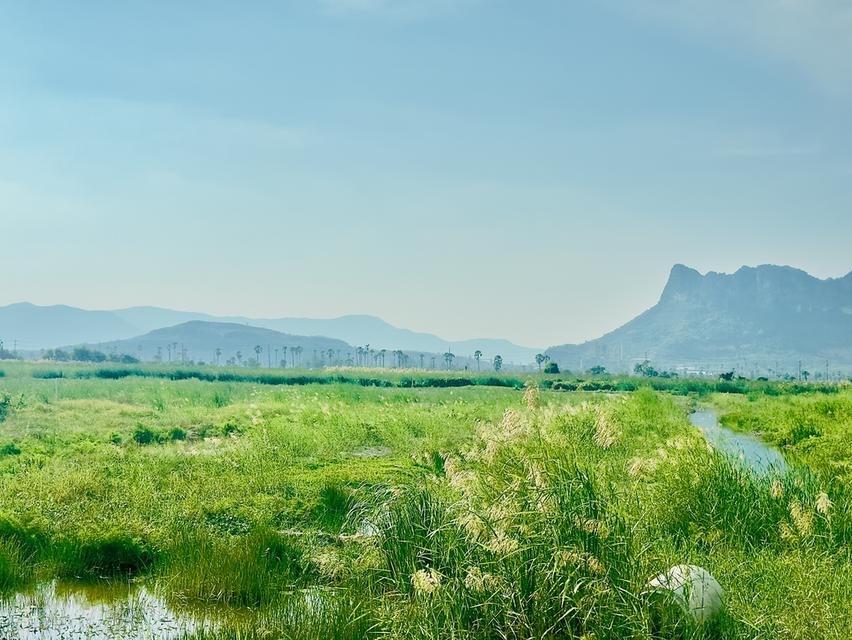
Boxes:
[132,425,162,445]
[32,370,64,379]
[0,443,21,457]
[543,362,560,374]
[169,427,187,441]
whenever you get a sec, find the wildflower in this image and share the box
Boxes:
[815,491,833,516]
[770,479,784,499]
[411,568,442,595]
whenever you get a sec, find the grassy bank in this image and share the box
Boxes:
[0,364,848,638]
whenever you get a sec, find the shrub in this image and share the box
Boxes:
[132,425,162,445]
[169,427,187,441]
[32,370,64,379]
[543,362,560,374]
[0,443,21,457]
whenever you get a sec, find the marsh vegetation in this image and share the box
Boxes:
[0,363,848,639]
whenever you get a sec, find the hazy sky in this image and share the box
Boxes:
[2,1,850,347]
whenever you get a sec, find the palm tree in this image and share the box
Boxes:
[535,353,549,371]
[419,353,425,369]
[254,345,263,367]
[493,354,503,372]
[236,350,243,365]
[215,347,222,366]
[378,349,387,367]
[473,350,483,371]
[327,349,335,366]
[282,346,288,368]
[443,351,455,370]
[430,356,437,369]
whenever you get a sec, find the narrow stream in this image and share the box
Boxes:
[689,409,786,474]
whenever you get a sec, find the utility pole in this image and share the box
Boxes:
[797,360,802,381]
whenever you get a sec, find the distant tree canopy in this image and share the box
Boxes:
[493,354,503,372]
[543,361,560,374]
[633,360,678,379]
[587,365,607,375]
[44,347,138,364]
[535,353,550,371]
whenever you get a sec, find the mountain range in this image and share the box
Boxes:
[546,264,852,375]
[87,321,494,370]
[3,264,850,374]
[0,303,539,364]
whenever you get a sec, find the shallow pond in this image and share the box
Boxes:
[0,580,210,640]
[689,409,786,474]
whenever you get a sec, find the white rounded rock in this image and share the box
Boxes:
[644,564,724,627]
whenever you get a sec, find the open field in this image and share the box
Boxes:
[0,363,849,639]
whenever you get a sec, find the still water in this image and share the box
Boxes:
[0,580,209,640]
[689,409,786,474]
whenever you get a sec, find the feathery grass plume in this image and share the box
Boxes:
[484,530,519,557]
[411,567,442,595]
[770,479,784,499]
[789,500,814,537]
[815,491,833,516]
[523,380,540,410]
[593,406,617,449]
[463,566,504,593]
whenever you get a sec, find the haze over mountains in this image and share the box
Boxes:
[547,264,852,375]
[2,264,850,374]
[0,303,539,364]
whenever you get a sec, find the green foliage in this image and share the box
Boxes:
[132,425,162,445]
[0,360,848,637]
[0,442,21,456]
[160,528,312,606]
[543,361,559,374]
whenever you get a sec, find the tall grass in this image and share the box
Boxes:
[0,362,848,638]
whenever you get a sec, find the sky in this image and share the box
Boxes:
[1,0,850,348]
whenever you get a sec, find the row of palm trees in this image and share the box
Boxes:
[200,344,511,372]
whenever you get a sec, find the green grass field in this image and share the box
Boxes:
[0,362,849,639]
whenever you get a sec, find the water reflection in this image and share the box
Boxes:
[0,580,210,640]
[689,410,786,474]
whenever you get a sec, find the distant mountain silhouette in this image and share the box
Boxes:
[92,321,352,366]
[0,303,538,364]
[0,303,136,350]
[546,264,852,375]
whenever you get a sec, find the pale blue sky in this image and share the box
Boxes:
[1,0,850,347]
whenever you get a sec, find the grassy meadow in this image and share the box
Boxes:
[0,362,849,639]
